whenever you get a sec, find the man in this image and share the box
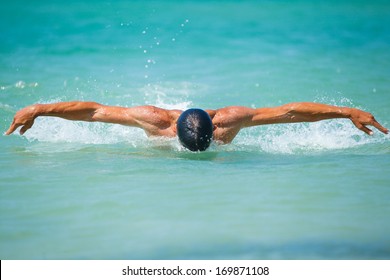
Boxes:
[5,101,388,151]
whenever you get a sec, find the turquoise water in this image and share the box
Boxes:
[1,0,390,259]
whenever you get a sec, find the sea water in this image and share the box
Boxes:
[1,0,390,259]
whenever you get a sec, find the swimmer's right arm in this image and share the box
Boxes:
[5,101,99,135]
[5,101,172,135]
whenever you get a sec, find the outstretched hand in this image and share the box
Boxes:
[348,108,388,135]
[5,105,38,135]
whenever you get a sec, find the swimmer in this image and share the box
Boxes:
[5,101,388,151]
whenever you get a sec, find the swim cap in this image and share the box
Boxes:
[176,108,213,151]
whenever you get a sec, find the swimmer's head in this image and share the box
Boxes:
[176,108,213,151]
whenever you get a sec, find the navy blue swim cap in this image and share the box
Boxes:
[176,108,213,151]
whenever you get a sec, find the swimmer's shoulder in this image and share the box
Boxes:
[205,109,217,118]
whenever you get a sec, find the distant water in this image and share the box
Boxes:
[1,0,390,259]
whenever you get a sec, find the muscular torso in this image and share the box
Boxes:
[139,106,255,144]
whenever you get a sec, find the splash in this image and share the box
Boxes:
[19,81,197,148]
[18,94,389,155]
[24,118,143,145]
[235,119,389,154]
[140,82,196,109]
[232,97,389,154]
[1,81,39,90]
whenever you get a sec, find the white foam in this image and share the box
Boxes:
[24,118,144,145]
[20,83,197,147]
[235,119,389,154]
[19,94,389,154]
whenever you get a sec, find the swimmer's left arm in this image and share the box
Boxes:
[246,102,388,135]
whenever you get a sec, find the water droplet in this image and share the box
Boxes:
[15,81,26,88]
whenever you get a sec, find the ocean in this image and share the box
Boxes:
[1,0,389,259]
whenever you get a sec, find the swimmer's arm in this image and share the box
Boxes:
[246,102,388,135]
[5,101,172,135]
